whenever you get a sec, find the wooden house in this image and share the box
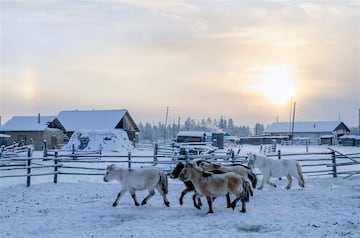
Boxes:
[0,115,65,150]
[56,109,139,142]
[264,121,350,145]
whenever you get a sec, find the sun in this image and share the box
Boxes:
[258,64,296,105]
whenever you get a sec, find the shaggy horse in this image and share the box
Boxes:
[179,163,251,214]
[169,162,231,208]
[247,153,305,190]
[197,160,257,189]
[103,164,170,207]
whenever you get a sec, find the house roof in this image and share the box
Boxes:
[177,131,209,137]
[0,116,57,131]
[57,109,135,132]
[265,121,349,133]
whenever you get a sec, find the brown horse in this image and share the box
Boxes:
[179,163,251,214]
[169,162,231,209]
[197,160,257,189]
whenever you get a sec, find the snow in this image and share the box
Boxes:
[57,109,127,131]
[0,145,359,238]
[62,129,134,154]
[265,121,346,133]
[0,116,56,131]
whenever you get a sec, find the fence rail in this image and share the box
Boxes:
[0,147,359,187]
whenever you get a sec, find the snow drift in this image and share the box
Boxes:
[62,130,134,154]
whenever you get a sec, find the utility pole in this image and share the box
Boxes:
[291,102,296,143]
[163,106,169,142]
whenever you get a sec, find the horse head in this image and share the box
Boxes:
[179,162,196,181]
[169,162,185,179]
[247,153,256,168]
[104,164,115,182]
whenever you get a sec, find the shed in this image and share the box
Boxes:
[56,109,139,142]
[264,121,350,144]
[0,115,65,150]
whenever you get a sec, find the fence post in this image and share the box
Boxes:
[278,150,282,180]
[43,140,47,157]
[26,147,32,187]
[331,151,337,178]
[153,143,158,164]
[54,151,58,184]
[128,152,131,169]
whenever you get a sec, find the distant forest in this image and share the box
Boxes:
[137,116,360,142]
[137,116,265,142]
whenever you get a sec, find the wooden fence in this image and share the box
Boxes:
[0,147,359,187]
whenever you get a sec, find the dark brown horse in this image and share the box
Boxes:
[169,162,231,209]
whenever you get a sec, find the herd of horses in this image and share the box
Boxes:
[103,152,305,214]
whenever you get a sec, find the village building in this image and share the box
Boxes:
[56,109,139,142]
[0,109,140,151]
[0,115,65,150]
[264,121,351,145]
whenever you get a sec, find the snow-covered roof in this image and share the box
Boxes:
[177,131,210,137]
[0,116,56,131]
[265,121,349,133]
[0,133,11,138]
[57,109,128,131]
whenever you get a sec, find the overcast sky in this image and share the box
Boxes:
[1,0,359,128]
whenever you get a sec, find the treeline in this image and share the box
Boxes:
[137,116,265,142]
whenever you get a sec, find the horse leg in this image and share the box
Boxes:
[266,175,277,188]
[129,190,140,206]
[206,196,214,214]
[113,189,127,207]
[179,190,187,206]
[192,193,201,210]
[258,172,268,190]
[240,197,247,213]
[155,186,170,207]
[226,193,232,208]
[141,189,155,205]
[285,174,292,189]
[180,187,195,206]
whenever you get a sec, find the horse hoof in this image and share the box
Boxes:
[240,209,246,213]
[135,203,140,206]
[165,202,170,207]
[141,201,147,206]
[112,203,117,207]
[206,211,214,214]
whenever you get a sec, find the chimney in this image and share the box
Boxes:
[38,113,40,124]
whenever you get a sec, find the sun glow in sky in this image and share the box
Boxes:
[0,1,359,127]
[258,64,296,106]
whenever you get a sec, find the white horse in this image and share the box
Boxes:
[247,153,305,190]
[103,164,170,207]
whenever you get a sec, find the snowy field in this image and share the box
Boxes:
[0,145,359,238]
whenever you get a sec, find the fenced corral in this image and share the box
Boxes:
[0,147,359,187]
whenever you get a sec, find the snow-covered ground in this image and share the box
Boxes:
[0,144,359,238]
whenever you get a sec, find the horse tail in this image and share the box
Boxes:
[241,179,252,202]
[247,169,257,189]
[296,162,305,188]
[159,171,169,194]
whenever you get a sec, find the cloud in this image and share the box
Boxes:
[1,1,359,126]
